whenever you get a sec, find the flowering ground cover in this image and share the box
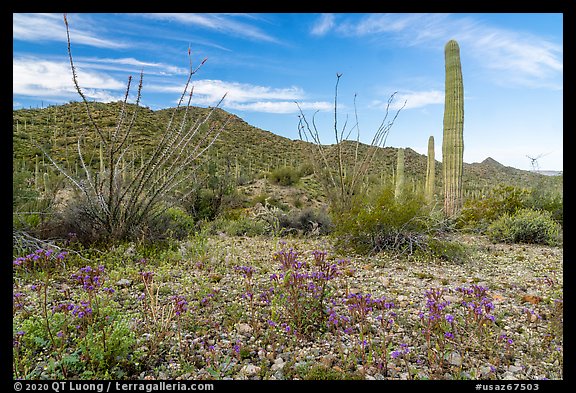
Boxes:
[13,234,562,380]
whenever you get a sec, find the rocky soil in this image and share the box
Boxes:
[117,234,563,381]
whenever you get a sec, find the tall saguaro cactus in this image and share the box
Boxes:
[395,148,405,200]
[442,39,464,217]
[425,135,435,203]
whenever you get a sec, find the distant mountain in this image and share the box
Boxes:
[532,170,563,177]
[13,102,562,198]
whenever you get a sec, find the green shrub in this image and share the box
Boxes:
[459,184,563,232]
[251,193,287,211]
[270,166,301,186]
[333,186,438,255]
[524,187,563,227]
[458,185,529,232]
[297,162,315,177]
[153,206,196,240]
[418,237,470,264]
[202,216,270,237]
[486,208,561,246]
[278,207,333,236]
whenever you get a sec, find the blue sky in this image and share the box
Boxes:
[13,13,563,171]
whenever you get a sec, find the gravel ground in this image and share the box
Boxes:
[14,233,562,381]
[123,234,563,381]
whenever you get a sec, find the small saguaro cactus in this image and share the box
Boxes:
[442,39,464,217]
[395,147,405,200]
[425,135,435,203]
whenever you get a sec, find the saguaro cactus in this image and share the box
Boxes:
[395,148,405,200]
[425,135,435,203]
[442,39,464,217]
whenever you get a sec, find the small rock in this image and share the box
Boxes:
[447,351,462,367]
[240,364,261,377]
[116,278,132,288]
[444,295,460,304]
[266,352,276,361]
[508,365,523,373]
[236,323,253,335]
[320,354,335,368]
[271,361,285,372]
[501,371,518,380]
[479,366,494,377]
[332,365,345,374]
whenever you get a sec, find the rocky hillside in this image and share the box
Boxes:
[13,101,562,199]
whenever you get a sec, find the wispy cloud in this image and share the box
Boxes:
[148,79,331,113]
[13,55,330,114]
[312,13,562,90]
[227,101,332,114]
[376,90,444,110]
[76,56,189,76]
[471,30,562,89]
[13,13,128,49]
[13,56,126,102]
[140,13,282,44]
[311,14,335,36]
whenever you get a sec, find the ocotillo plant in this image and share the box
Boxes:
[425,136,435,204]
[442,40,464,217]
[33,14,229,241]
[395,148,405,200]
[297,73,406,212]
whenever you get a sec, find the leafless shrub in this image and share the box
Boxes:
[33,14,230,242]
[296,73,405,212]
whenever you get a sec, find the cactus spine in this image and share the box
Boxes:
[395,148,405,200]
[425,135,435,203]
[442,39,464,217]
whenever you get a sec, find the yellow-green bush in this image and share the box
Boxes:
[486,208,561,246]
[333,186,437,255]
[270,166,301,186]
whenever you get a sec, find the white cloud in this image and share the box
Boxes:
[321,13,562,90]
[227,101,332,114]
[311,14,335,36]
[14,55,331,114]
[147,79,329,113]
[13,57,126,101]
[141,13,281,44]
[370,90,443,111]
[390,90,444,110]
[13,13,128,49]
[471,31,563,89]
[77,56,189,76]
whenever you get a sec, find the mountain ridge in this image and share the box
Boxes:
[13,101,562,195]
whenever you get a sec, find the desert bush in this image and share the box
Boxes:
[251,193,287,211]
[458,185,528,232]
[201,216,270,237]
[459,184,563,233]
[416,236,470,264]
[278,207,333,236]
[524,187,563,227]
[270,166,301,186]
[31,15,229,244]
[297,74,404,212]
[152,206,196,240]
[333,185,441,256]
[297,162,315,177]
[486,208,561,246]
